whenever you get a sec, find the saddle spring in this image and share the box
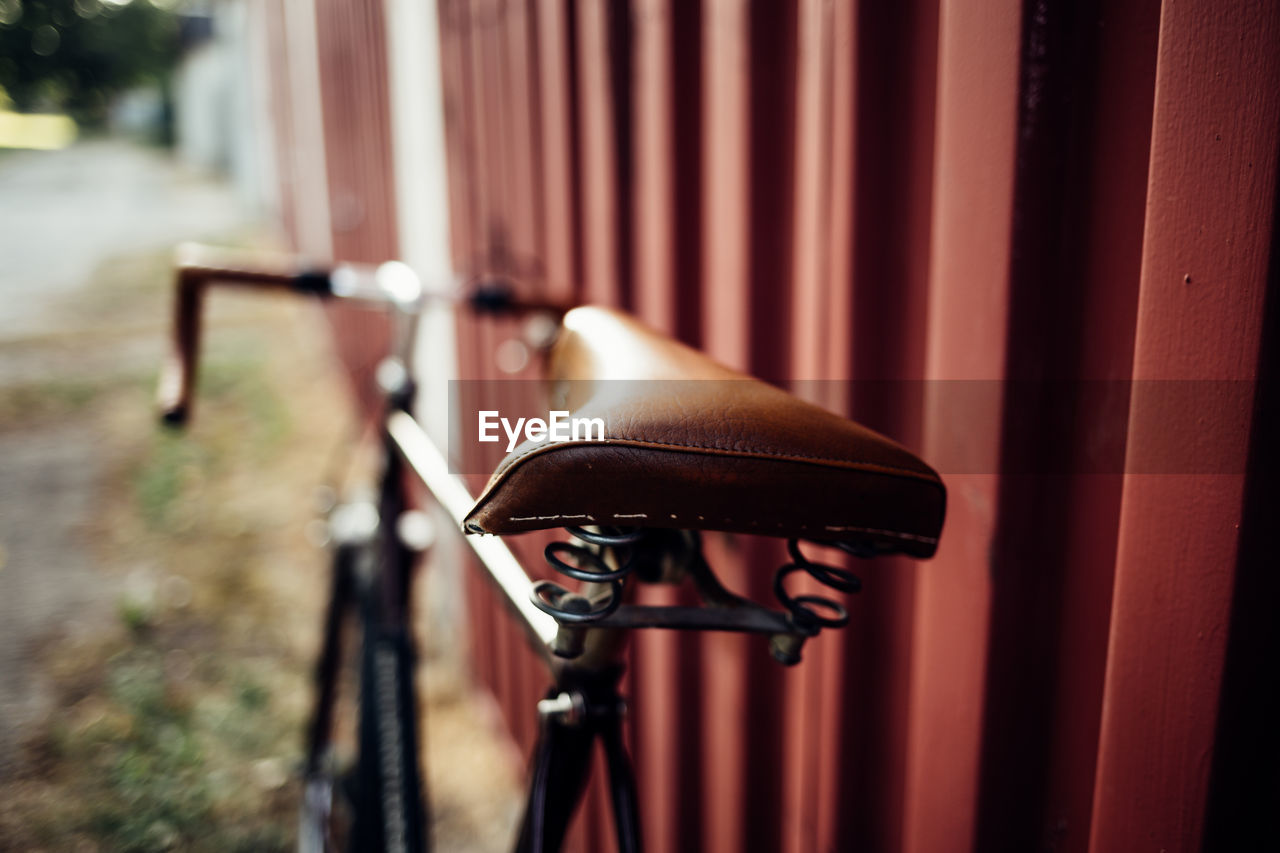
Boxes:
[531,528,873,665]
[531,526,646,625]
[772,539,866,636]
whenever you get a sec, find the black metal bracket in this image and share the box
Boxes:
[530,528,864,666]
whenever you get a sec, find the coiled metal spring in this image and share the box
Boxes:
[531,526,646,624]
[773,539,865,636]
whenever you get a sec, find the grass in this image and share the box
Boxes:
[0,376,102,424]
[32,636,300,852]
[0,240,524,853]
[130,353,290,531]
[0,244,333,851]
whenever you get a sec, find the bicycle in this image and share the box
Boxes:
[156,243,946,852]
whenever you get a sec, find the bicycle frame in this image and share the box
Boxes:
[160,245,860,852]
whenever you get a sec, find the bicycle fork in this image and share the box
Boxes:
[350,441,429,853]
[304,442,429,853]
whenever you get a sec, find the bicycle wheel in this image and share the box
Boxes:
[299,508,428,853]
[298,538,363,852]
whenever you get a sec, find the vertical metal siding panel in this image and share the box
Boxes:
[668,0,704,348]
[502,0,543,277]
[790,5,938,851]
[632,0,675,332]
[1202,291,1280,844]
[628,593,685,853]
[513,1,588,822]
[317,0,399,263]
[576,0,623,306]
[466,0,496,266]
[453,0,499,521]
[785,3,943,850]
[505,0,554,760]
[962,0,1138,843]
[444,0,499,715]
[902,0,1152,847]
[477,0,518,272]
[742,1,796,386]
[446,2,493,496]
[442,0,566,816]
[263,0,301,250]
[697,3,756,852]
[1089,3,1280,849]
[819,0,856,394]
[814,4,866,848]
[469,3,523,761]
[313,0,398,414]
[840,2,940,850]
[787,0,831,386]
[467,557,499,722]
[535,0,581,302]
[283,0,333,258]
[695,558,750,853]
[627,4,693,852]
[629,4,709,851]
[905,0,1023,850]
[437,0,477,271]
[458,0,585,815]
[849,0,939,391]
[487,0,529,759]
[701,0,751,373]
[781,3,821,850]
[1020,1,1156,848]
[570,4,637,842]
[782,4,838,851]
[706,4,799,853]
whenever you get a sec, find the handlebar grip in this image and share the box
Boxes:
[156,265,205,425]
[156,244,333,426]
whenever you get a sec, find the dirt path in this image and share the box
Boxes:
[0,139,245,343]
[0,139,251,775]
[0,423,109,774]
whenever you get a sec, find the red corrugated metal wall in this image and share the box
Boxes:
[262,0,1280,850]
[265,0,397,412]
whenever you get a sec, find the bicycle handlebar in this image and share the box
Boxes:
[157,244,341,425]
[157,243,571,426]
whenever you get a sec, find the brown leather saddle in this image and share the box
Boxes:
[464,307,945,558]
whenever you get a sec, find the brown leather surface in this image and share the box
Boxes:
[463,307,945,557]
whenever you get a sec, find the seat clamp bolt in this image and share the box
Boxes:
[537,691,586,726]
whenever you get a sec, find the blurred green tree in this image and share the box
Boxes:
[0,0,180,126]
